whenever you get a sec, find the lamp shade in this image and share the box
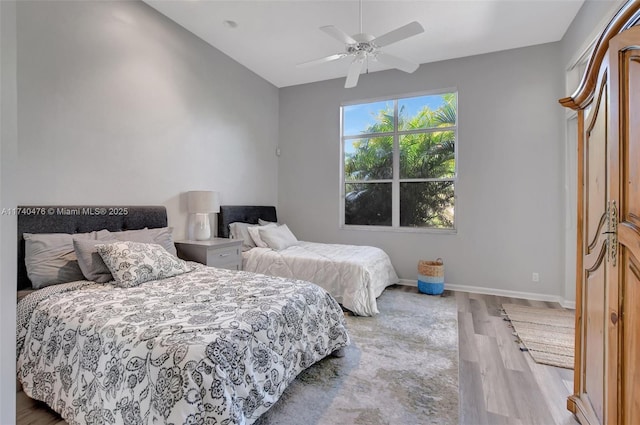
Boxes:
[187,191,220,213]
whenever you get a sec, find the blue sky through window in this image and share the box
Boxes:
[343,94,448,136]
[343,100,392,136]
[399,95,446,120]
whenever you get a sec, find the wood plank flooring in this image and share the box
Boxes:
[16,290,580,425]
[456,291,579,425]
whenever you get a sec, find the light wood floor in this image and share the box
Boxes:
[16,290,580,425]
[455,291,578,425]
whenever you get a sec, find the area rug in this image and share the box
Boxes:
[255,286,460,425]
[501,303,575,369]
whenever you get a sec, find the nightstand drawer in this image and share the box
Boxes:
[175,238,243,270]
[206,246,241,269]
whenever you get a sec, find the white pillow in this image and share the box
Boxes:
[259,224,299,251]
[258,218,277,226]
[248,223,277,247]
[229,222,257,251]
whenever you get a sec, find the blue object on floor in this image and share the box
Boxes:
[417,273,444,295]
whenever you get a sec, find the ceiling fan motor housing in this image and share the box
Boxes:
[346,33,377,56]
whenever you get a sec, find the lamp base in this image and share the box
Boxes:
[192,213,211,241]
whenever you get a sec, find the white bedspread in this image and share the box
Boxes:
[243,241,399,316]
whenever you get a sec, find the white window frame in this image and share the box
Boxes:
[339,88,458,234]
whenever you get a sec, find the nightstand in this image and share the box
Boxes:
[175,238,243,270]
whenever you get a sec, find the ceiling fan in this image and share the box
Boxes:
[297,0,424,88]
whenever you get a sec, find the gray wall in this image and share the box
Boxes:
[15,0,279,237]
[278,43,567,299]
[0,1,17,424]
[1,1,18,423]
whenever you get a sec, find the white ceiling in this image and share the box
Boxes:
[144,0,585,88]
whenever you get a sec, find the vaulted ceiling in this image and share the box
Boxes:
[145,0,585,88]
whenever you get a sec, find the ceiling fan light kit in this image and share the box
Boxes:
[297,1,424,88]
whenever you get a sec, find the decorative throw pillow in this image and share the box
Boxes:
[259,224,299,251]
[96,241,192,288]
[73,237,117,283]
[24,231,101,289]
[247,223,277,248]
[229,222,257,251]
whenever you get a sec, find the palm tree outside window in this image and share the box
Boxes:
[341,91,457,231]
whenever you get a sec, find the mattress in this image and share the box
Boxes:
[242,241,399,316]
[16,264,349,425]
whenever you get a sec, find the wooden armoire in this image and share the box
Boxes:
[559,1,640,424]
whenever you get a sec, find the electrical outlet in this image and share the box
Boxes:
[532,272,539,282]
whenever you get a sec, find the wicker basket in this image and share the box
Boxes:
[417,258,444,295]
[418,258,444,277]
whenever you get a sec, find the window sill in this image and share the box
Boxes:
[339,224,457,235]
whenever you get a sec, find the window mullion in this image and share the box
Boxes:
[392,100,400,228]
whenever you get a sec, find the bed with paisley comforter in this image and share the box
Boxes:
[16,206,349,425]
[17,263,349,425]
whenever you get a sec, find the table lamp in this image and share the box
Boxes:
[187,190,220,240]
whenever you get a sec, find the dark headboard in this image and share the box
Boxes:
[217,205,277,238]
[17,205,168,290]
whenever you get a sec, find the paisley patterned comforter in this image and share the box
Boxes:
[16,264,350,425]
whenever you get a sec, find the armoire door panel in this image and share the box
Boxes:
[585,81,608,256]
[625,55,640,229]
[580,67,610,425]
[584,245,607,425]
[621,253,640,425]
[619,44,640,425]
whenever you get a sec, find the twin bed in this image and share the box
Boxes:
[217,205,399,317]
[16,206,350,425]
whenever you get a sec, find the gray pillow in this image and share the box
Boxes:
[109,227,177,256]
[73,237,116,283]
[24,231,99,289]
[229,222,257,251]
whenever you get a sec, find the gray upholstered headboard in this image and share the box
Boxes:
[217,205,277,238]
[17,205,168,290]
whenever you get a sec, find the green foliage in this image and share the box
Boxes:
[344,94,456,228]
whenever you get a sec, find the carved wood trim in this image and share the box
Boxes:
[586,242,608,274]
[629,254,640,280]
[587,213,607,253]
[571,394,602,425]
[559,0,640,110]
[619,222,640,262]
[584,76,608,256]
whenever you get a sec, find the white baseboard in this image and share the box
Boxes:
[397,279,576,310]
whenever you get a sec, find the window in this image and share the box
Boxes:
[341,91,457,231]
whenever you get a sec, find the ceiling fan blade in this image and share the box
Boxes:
[345,59,364,88]
[376,52,419,73]
[297,53,346,68]
[373,21,424,47]
[320,25,357,45]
